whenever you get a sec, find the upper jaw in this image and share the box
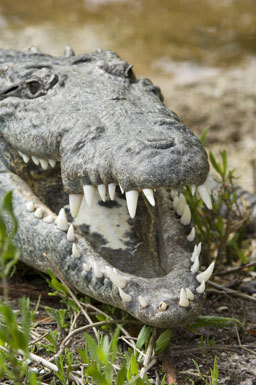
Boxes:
[59,120,209,194]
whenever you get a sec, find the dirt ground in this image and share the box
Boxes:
[156,58,256,194]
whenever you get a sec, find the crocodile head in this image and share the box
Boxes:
[0,48,213,327]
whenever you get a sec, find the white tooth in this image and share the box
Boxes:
[18,151,29,163]
[118,287,132,303]
[119,184,124,194]
[83,185,95,208]
[196,280,205,294]
[69,194,83,218]
[205,178,212,195]
[56,208,69,231]
[180,204,191,225]
[142,188,155,206]
[34,208,43,218]
[125,190,139,218]
[31,156,40,165]
[72,243,81,258]
[94,263,103,278]
[21,153,30,163]
[173,195,179,210]
[67,224,75,242]
[185,288,195,301]
[196,262,215,283]
[176,194,186,216]
[197,183,212,209]
[179,288,189,307]
[26,201,35,212]
[170,189,178,199]
[108,183,116,200]
[191,242,201,262]
[43,215,55,223]
[138,295,149,308]
[190,255,200,273]
[97,184,106,202]
[49,159,56,168]
[39,159,48,170]
[191,185,196,196]
[187,227,195,242]
[159,301,168,311]
[106,267,127,289]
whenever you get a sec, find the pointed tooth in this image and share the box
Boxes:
[31,156,40,165]
[108,183,116,200]
[185,288,195,301]
[191,185,196,196]
[170,189,178,199]
[18,151,24,159]
[180,204,191,225]
[56,208,69,231]
[39,159,48,170]
[67,224,75,242]
[26,201,35,212]
[125,190,139,218]
[118,287,132,303]
[142,189,155,206]
[196,280,205,294]
[190,255,200,273]
[48,159,56,168]
[205,178,212,195]
[34,208,43,218]
[196,262,215,283]
[69,194,83,218]
[21,153,30,163]
[176,194,186,216]
[191,243,201,262]
[138,295,149,308]
[187,227,195,242]
[179,288,189,307]
[173,195,179,209]
[197,183,212,209]
[72,243,80,258]
[43,214,55,223]
[97,184,106,202]
[119,184,124,194]
[83,185,95,207]
[106,267,127,288]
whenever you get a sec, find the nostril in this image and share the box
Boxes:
[146,138,176,150]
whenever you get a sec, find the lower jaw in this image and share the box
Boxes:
[0,170,206,328]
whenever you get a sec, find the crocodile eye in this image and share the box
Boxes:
[26,80,41,95]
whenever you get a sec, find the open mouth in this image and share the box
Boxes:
[9,149,215,328]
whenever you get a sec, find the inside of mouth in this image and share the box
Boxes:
[25,162,172,279]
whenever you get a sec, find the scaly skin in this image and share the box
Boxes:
[0,48,212,327]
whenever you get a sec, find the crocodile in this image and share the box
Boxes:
[0,47,215,328]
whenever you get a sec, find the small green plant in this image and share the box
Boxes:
[0,191,40,384]
[193,356,219,385]
[185,146,250,269]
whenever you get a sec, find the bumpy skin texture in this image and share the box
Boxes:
[0,48,210,327]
